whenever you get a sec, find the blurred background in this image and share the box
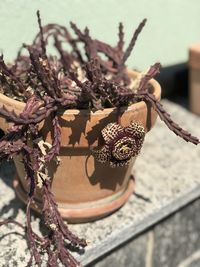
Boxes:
[0,0,200,101]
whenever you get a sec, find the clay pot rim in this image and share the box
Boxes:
[0,69,161,115]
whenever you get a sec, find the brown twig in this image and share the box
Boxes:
[117,22,124,52]
[44,114,61,162]
[120,18,147,67]
[36,10,46,57]
[136,91,200,145]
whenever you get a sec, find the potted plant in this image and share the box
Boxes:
[0,11,199,267]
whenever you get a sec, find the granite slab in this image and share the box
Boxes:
[0,100,200,267]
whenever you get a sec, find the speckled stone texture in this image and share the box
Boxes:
[90,198,200,267]
[0,100,200,267]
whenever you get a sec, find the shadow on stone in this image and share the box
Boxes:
[134,192,151,203]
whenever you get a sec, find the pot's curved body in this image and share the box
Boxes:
[0,71,161,223]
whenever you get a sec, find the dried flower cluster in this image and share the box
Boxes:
[0,10,199,267]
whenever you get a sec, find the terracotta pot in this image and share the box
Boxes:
[189,43,200,115]
[0,70,161,223]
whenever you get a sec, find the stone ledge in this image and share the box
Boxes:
[0,100,200,266]
[89,198,200,267]
[81,186,200,266]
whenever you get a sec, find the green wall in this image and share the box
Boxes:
[0,0,199,70]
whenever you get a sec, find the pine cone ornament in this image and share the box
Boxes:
[92,122,146,167]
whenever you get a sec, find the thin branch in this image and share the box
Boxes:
[120,19,147,67]
[117,22,124,52]
[0,219,25,230]
[36,10,46,57]
[136,92,200,145]
[44,114,61,162]
[26,197,42,267]
[138,62,161,90]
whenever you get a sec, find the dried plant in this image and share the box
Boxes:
[0,10,199,267]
